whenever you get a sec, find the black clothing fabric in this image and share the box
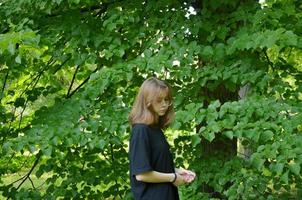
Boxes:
[129,124,179,200]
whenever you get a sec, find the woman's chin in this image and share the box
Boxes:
[158,111,166,116]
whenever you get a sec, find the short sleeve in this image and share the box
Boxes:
[129,125,153,176]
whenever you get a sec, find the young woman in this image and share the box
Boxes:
[129,77,196,200]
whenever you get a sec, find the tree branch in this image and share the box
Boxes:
[0,69,9,102]
[2,57,54,144]
[67,65,80,97]
[263,49,274,71]
[4,106,16,144]
[5,153,16,170]
[15,151,41,190]
[46,1,123,19]
[18,61,46,129]
[110,143,122,200]
[35,179,47,189]
[53,55,71,75]
[28,176,36,189]
[47,4,104,18]
[66,66,102,98]
[20,56,55,97]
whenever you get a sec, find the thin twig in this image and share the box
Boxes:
[9,175,27,185]
[16,151,41,190]
[0,69,9,102]
[28,176,36,189]
[16,157,29,176]
[4,56,54,142]
[3,107,16,144]
[100,151,112,164]
[18,62,45,129]
[67,66,101,98]
[5,153,15,169]
[67,65,80,97]
[110,143,123,199]
[2,57,55,145]
[19,56,54,98]
[52,56,71,75]
[263,50,274,71]
[35,180,47,189]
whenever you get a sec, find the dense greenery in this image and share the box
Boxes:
[0,0,301,199]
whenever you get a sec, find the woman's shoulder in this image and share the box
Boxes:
[132,123,161,133]
[130,124,150,139]
[132,123,149,130]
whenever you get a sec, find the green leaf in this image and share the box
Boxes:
[15,54,21,64]
[202,46,214,58]
[66,138,73,146]
[96,139,106,149]
[117,49,125,58]
[52,136,59,146]
[35,167,44,178]
[171,121,181,129]
[206,112,218,123]
[251,154,264,171]
[202,130,215,142]
[262,31,278,48]
[282,30,298,46]
[15,141,24,152]
[8,43,15,55]
[198,126,206,134]
[88,141,94,149]
[261,130,274,142]
[27,92,39,101]
[208,122,221,133]
[43,146,52,157]
[29,145,36,153]
[3,142,12,154]
[185,103,196,111]
[214,43,225,60]
[289,163,300,176]
[273,163,284,175]
[263,167,272,177]
[107,23,116,31]
[280,170,289,184]
[191,134,201,147]
[223,131,233,139]
[144,49,152,57]
[209,100,221,110]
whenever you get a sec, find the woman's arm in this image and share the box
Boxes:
[135,171,186,186]
[135,171,174,182]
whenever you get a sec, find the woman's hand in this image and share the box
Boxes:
[175,168,196,183]
[172,173,187,187]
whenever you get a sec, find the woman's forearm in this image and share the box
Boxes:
[135,171,175,183]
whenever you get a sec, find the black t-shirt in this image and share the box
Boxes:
[129,123,179,200]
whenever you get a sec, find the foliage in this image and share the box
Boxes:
[0,0,301,199]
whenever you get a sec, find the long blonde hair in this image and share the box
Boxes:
[129,77,174,128]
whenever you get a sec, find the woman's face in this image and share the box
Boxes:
[151,91,172,116]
